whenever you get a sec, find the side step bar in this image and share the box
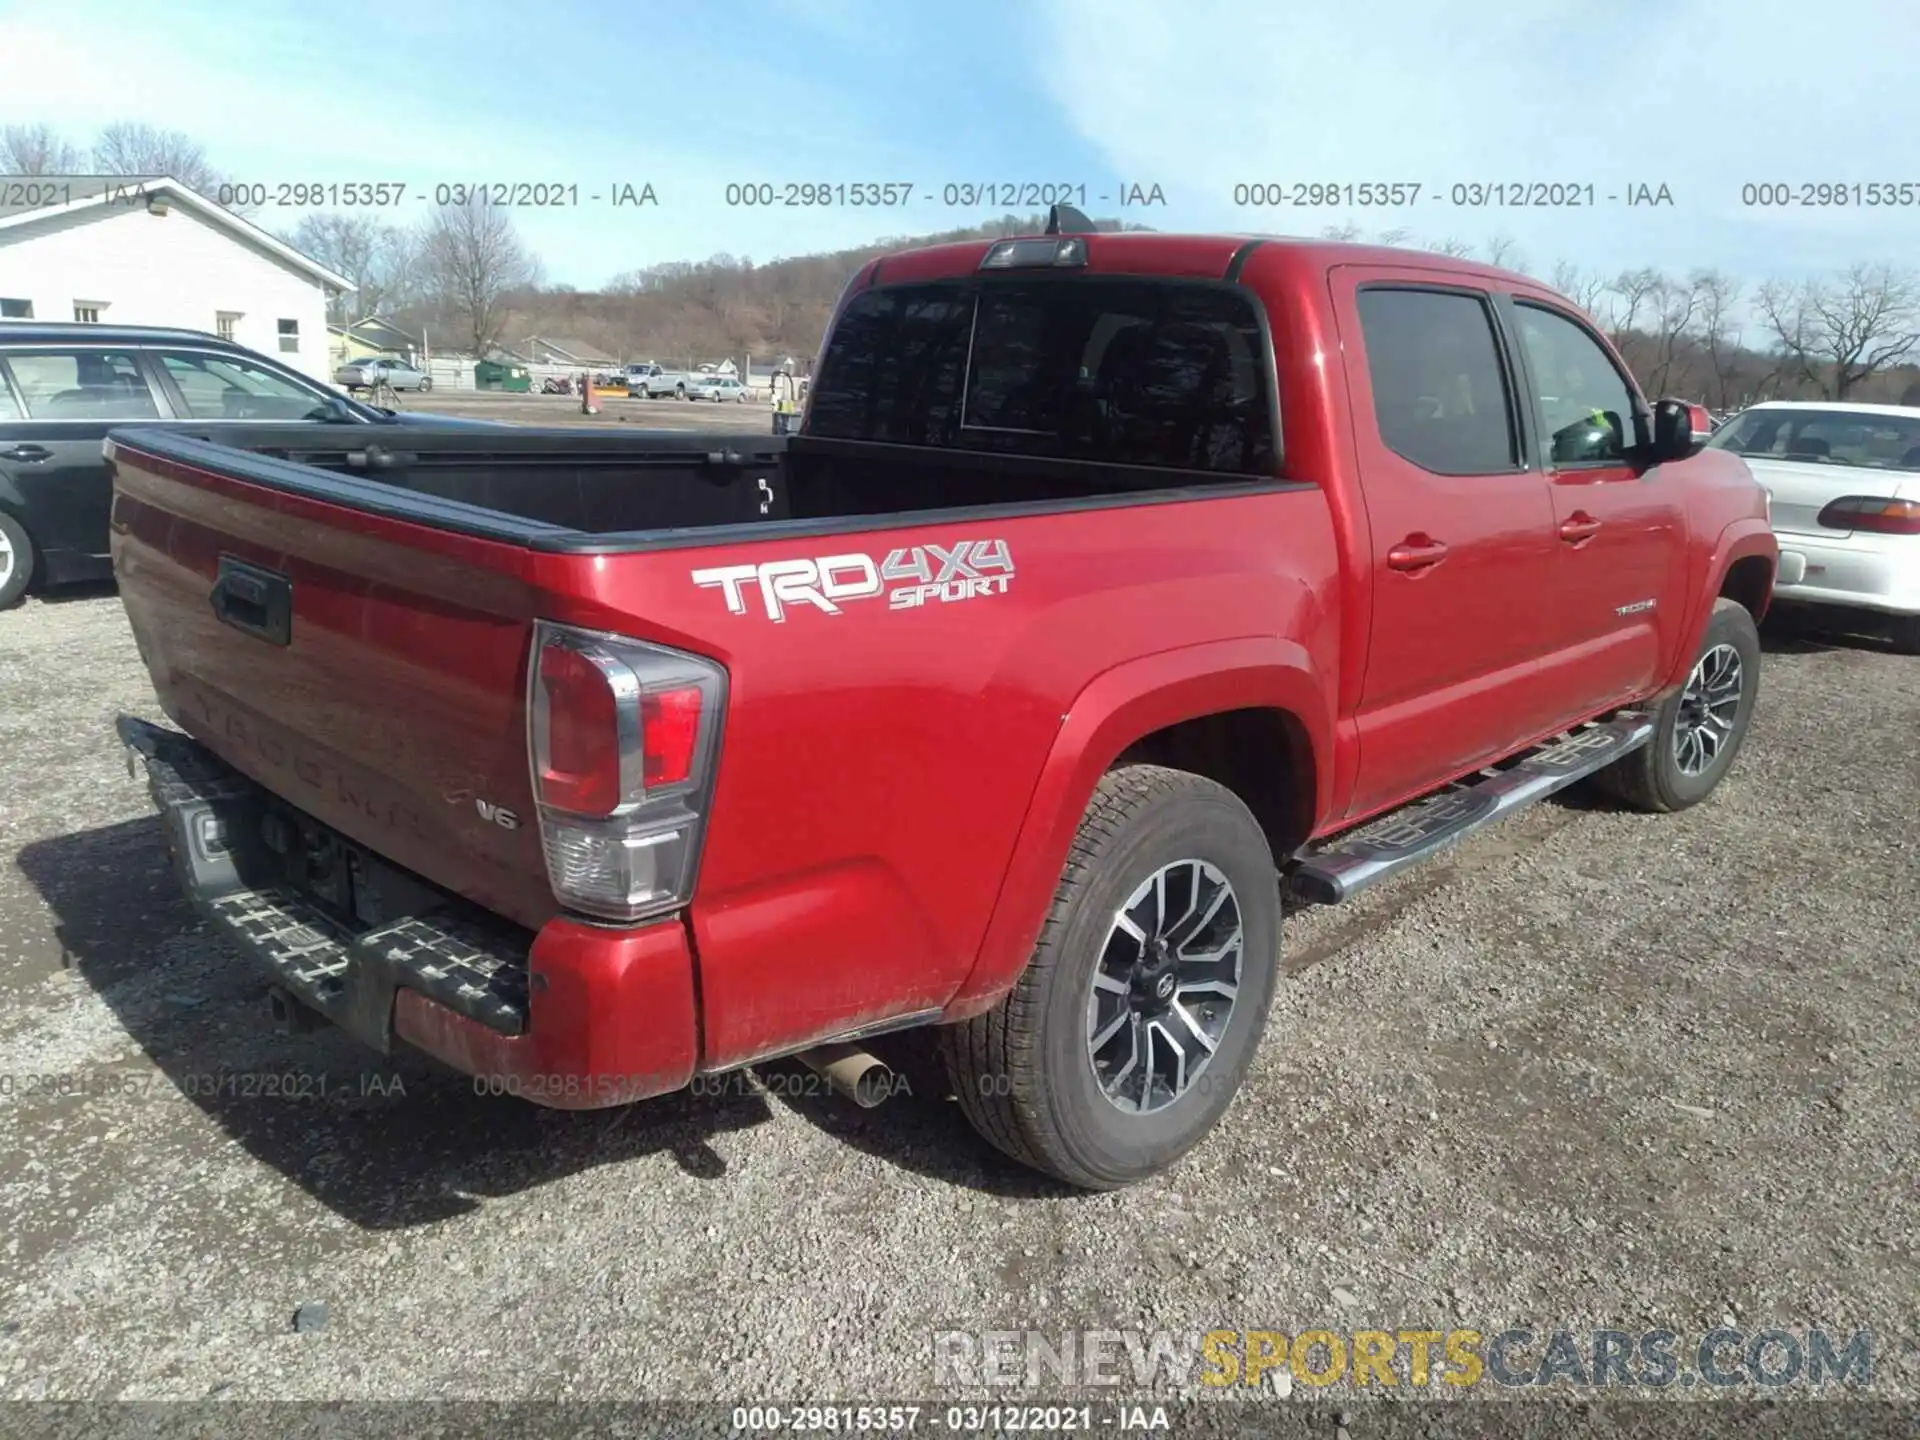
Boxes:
[1288,713,1655,905]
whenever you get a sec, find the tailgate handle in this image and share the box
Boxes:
[210,557,292,646]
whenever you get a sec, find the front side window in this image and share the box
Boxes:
[1355,287,1518,475]
[1513,303,1638,465]
[807,277,1276,474]
[4,349,160,419]
[1709,408,1920,470]
[159,351,335,420]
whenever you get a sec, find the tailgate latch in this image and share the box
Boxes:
[210,555,293,646]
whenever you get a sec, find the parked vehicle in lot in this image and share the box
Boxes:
[334,356,433,392]
[108,221,1776,1188]
[626,364,693,399]
[0,323,501,608]
[687,374,749,402]
[1708,400,1920,652]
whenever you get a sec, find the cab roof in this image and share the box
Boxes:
[866,230,1545,293]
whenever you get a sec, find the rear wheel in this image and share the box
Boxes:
[0,511,34,608]
[418,376,433,392]
[941,765,1280,1190]
[1595,597,1761,812]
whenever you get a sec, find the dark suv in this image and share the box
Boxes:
[0,323,491,608]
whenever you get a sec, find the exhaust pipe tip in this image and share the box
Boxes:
[794,1042,894,1109]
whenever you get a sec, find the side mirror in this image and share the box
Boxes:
[1650,398,1714,462]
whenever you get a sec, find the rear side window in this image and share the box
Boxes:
[1355,288,1518,475]
[3,349,161,420]
[808,279,1276,475]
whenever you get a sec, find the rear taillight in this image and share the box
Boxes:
[527,621,727,923]
[1815,496,1920,535]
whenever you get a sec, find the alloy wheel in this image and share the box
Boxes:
[1086,859,1243,1114]
[1673,642,1743,776]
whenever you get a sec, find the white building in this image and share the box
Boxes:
[0,177,353,382]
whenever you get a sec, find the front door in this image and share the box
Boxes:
[1331,270,1566,822]
[1503,298,1689,716]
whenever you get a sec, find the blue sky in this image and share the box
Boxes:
[2,0,1917,291]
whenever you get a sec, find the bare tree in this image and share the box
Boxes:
[91,122,231,198]
[1599,267,1664,345]
[1689,270,1744,409]
[1550,261,1609,314]
[287,213,423,324]
[420,200,539,355]
[1425,235,1477,258]
[0,124,84,175]
[1755,263,1920,399]
[1482,234,1525,273]
[1318,222,1364,243]
[1641,274,1701,397]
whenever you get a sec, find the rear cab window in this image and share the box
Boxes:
[806,277,1278,476]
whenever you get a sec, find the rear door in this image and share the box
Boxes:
[1331,270,1566,821]
[0,344,168,575]
[1502,297,1689,714]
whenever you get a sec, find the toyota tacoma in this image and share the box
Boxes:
[108,213,1776,1189]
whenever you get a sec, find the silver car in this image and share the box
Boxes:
[334,356,433,392]
[686,374,749,402]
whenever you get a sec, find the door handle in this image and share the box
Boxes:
[1559,513,1603,544]
[1387,535,1449,571]
[0,444,51,463]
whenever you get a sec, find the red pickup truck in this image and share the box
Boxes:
[109,219,1776,1189]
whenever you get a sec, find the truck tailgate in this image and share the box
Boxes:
[110,431,561,932]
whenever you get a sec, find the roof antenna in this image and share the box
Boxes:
[1045,203,1096,235]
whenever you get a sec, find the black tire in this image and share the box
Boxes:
[0,510,34,609]
[1594,597,1761,813]
[940,764,1280,1190]
[418,376,433,392]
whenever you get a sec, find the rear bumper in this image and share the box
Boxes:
[118,716,699,1108]
[1771,533,1920,616]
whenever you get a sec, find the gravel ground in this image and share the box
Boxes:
[0,590,1915,1421]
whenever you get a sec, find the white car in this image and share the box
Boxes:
[686,374,748,402]
[1708,400,1920,652]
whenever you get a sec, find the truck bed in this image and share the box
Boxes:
[106,423,1258,551]
[107,420,1320,1072]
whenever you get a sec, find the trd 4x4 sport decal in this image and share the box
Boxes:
[692,540,1014,623]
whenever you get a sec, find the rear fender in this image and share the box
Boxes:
[945,636,1329,1016]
